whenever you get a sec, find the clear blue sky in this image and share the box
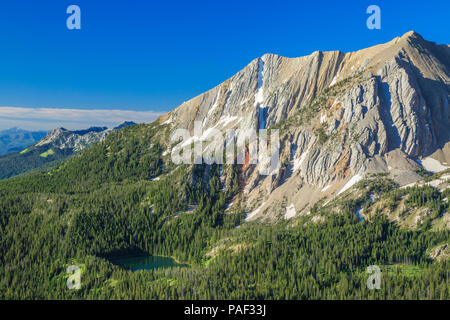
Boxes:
[0,0,448,114]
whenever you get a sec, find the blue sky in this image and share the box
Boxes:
[0,0,448,130]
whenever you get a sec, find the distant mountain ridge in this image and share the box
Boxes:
[0,121,136,180]
[0,127,47,156]
[35,126,110,152]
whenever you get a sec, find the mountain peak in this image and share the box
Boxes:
[399,30,426,44]
[49,127,68,134]
[401,30,422,39]
[113,121,137,130]
[165,31,449,221]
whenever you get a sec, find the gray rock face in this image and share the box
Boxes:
[162,31,450,221]
[36,122,137,152]
[37,127,110,152]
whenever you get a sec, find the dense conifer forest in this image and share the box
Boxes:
[0,124,448,299]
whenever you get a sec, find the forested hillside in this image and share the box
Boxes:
[0,123,448,299]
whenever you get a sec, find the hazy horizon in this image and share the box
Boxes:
[0,106,165,131]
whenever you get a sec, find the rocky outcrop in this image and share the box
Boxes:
[37,122,136,153]
[429,243,450,261]
[36,127,110,152]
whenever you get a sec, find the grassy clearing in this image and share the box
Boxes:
[40,149,55,158]
[381,264,425,277]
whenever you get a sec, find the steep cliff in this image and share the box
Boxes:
[159,31,450,222]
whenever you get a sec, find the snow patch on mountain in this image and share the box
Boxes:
[417,157,450,173]
[338,174,363,195]
[245,202,266,222]
[285,203,296,219]
[255,58,266,130]
[293,150,309,172]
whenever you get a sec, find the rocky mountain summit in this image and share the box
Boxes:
[36,126,110,152]
[159,31,450,222]
[36,121,137,152]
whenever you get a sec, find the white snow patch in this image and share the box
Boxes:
[150,177,160,181]
[417,157,450,173]
[321,184,331,192]
[209,91,221,115]
[245,202,265,222]
[255,58,266,130]
[201,127,217,140]
[255,88,264,106]
[216,115,239,128]
[162,117,172,125]
[338,174,363,195]
[285,203,296,219]
[293,150,309,172]
[329,75,337,87]
[254,59,264,106]
[320,113,327,124]
[204,90,222,126]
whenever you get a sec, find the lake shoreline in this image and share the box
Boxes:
[109,253,190,272]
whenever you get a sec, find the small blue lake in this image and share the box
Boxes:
[109,255,188,272]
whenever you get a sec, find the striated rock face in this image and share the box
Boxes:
[36,122,137,152]
[161,31,450,222]
[36,127,110,152]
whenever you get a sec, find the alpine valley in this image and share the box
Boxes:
[0,31,449,300]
